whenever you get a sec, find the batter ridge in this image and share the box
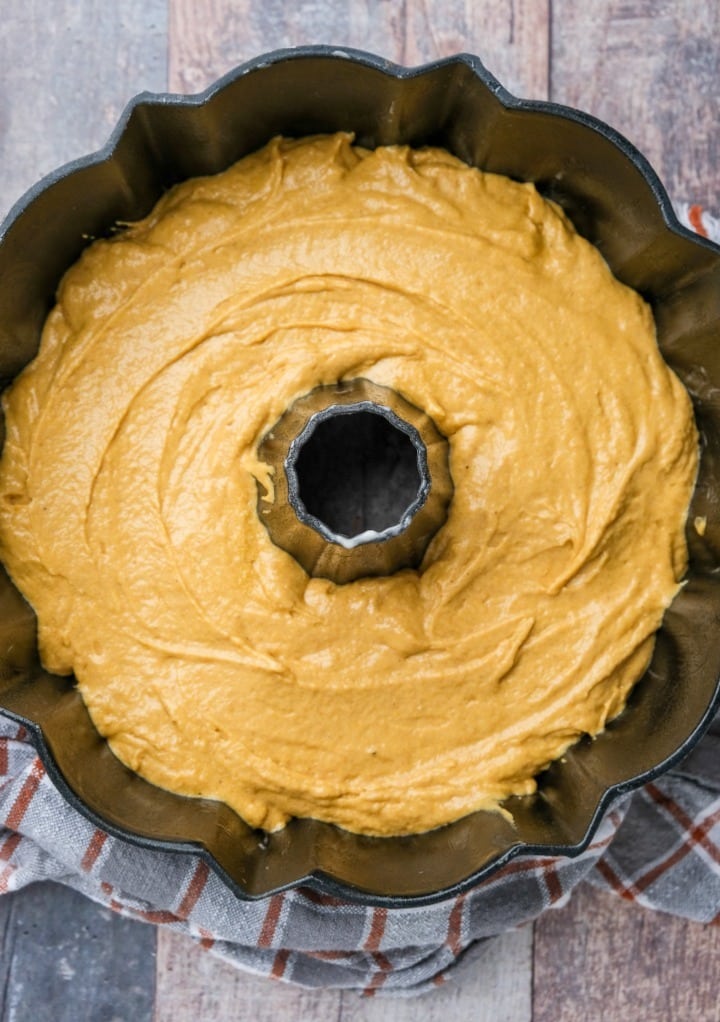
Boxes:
[0,133,698,835]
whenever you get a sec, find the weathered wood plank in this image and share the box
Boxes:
[168,0,550,99]
[154,925,533,1021]
[538,9,720,1017]
[533,882,720,1022]
[550,0,720,208]
[0,3,167,1019]
[155,927,343,1021]
[0,881,157,1022]
[0,0,168,220]
[162,2,548,1016]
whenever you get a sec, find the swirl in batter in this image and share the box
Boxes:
[0,134,698,835]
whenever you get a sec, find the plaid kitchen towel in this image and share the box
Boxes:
[0,204,718,997]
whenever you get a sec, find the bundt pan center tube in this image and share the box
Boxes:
[257,378,453,584]
[1,47,720,905]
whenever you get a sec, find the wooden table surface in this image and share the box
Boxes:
[1,2,719,1020]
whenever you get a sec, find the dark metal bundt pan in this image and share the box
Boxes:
[1,47,720,907]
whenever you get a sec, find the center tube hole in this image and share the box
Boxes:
[293,409,423,539]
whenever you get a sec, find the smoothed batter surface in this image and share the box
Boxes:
[0,134,698,835]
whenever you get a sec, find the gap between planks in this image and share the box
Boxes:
[158,2,550,1019]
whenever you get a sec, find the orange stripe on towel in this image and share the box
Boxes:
[5,758,45,830]
[177,860,210,919]
[688,204,709,237]
[80,829,108,872]
[258,893,285,947]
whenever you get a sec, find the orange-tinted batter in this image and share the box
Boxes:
[0,134,698,835]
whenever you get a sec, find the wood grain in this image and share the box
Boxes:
[162,2,549,1015]
[0,3,718,1021]
[0,881,156,1022]
[168,0,550,99]
[0,0,168,220]
[0,4,167,1018]
[155,927,343,1022]
[155,925,533,1021]
[550,0,720,208]
[533,882,720,1022]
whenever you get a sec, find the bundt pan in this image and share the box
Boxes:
[1,47,720,906]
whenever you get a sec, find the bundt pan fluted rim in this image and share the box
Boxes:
[2,46,720,907]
